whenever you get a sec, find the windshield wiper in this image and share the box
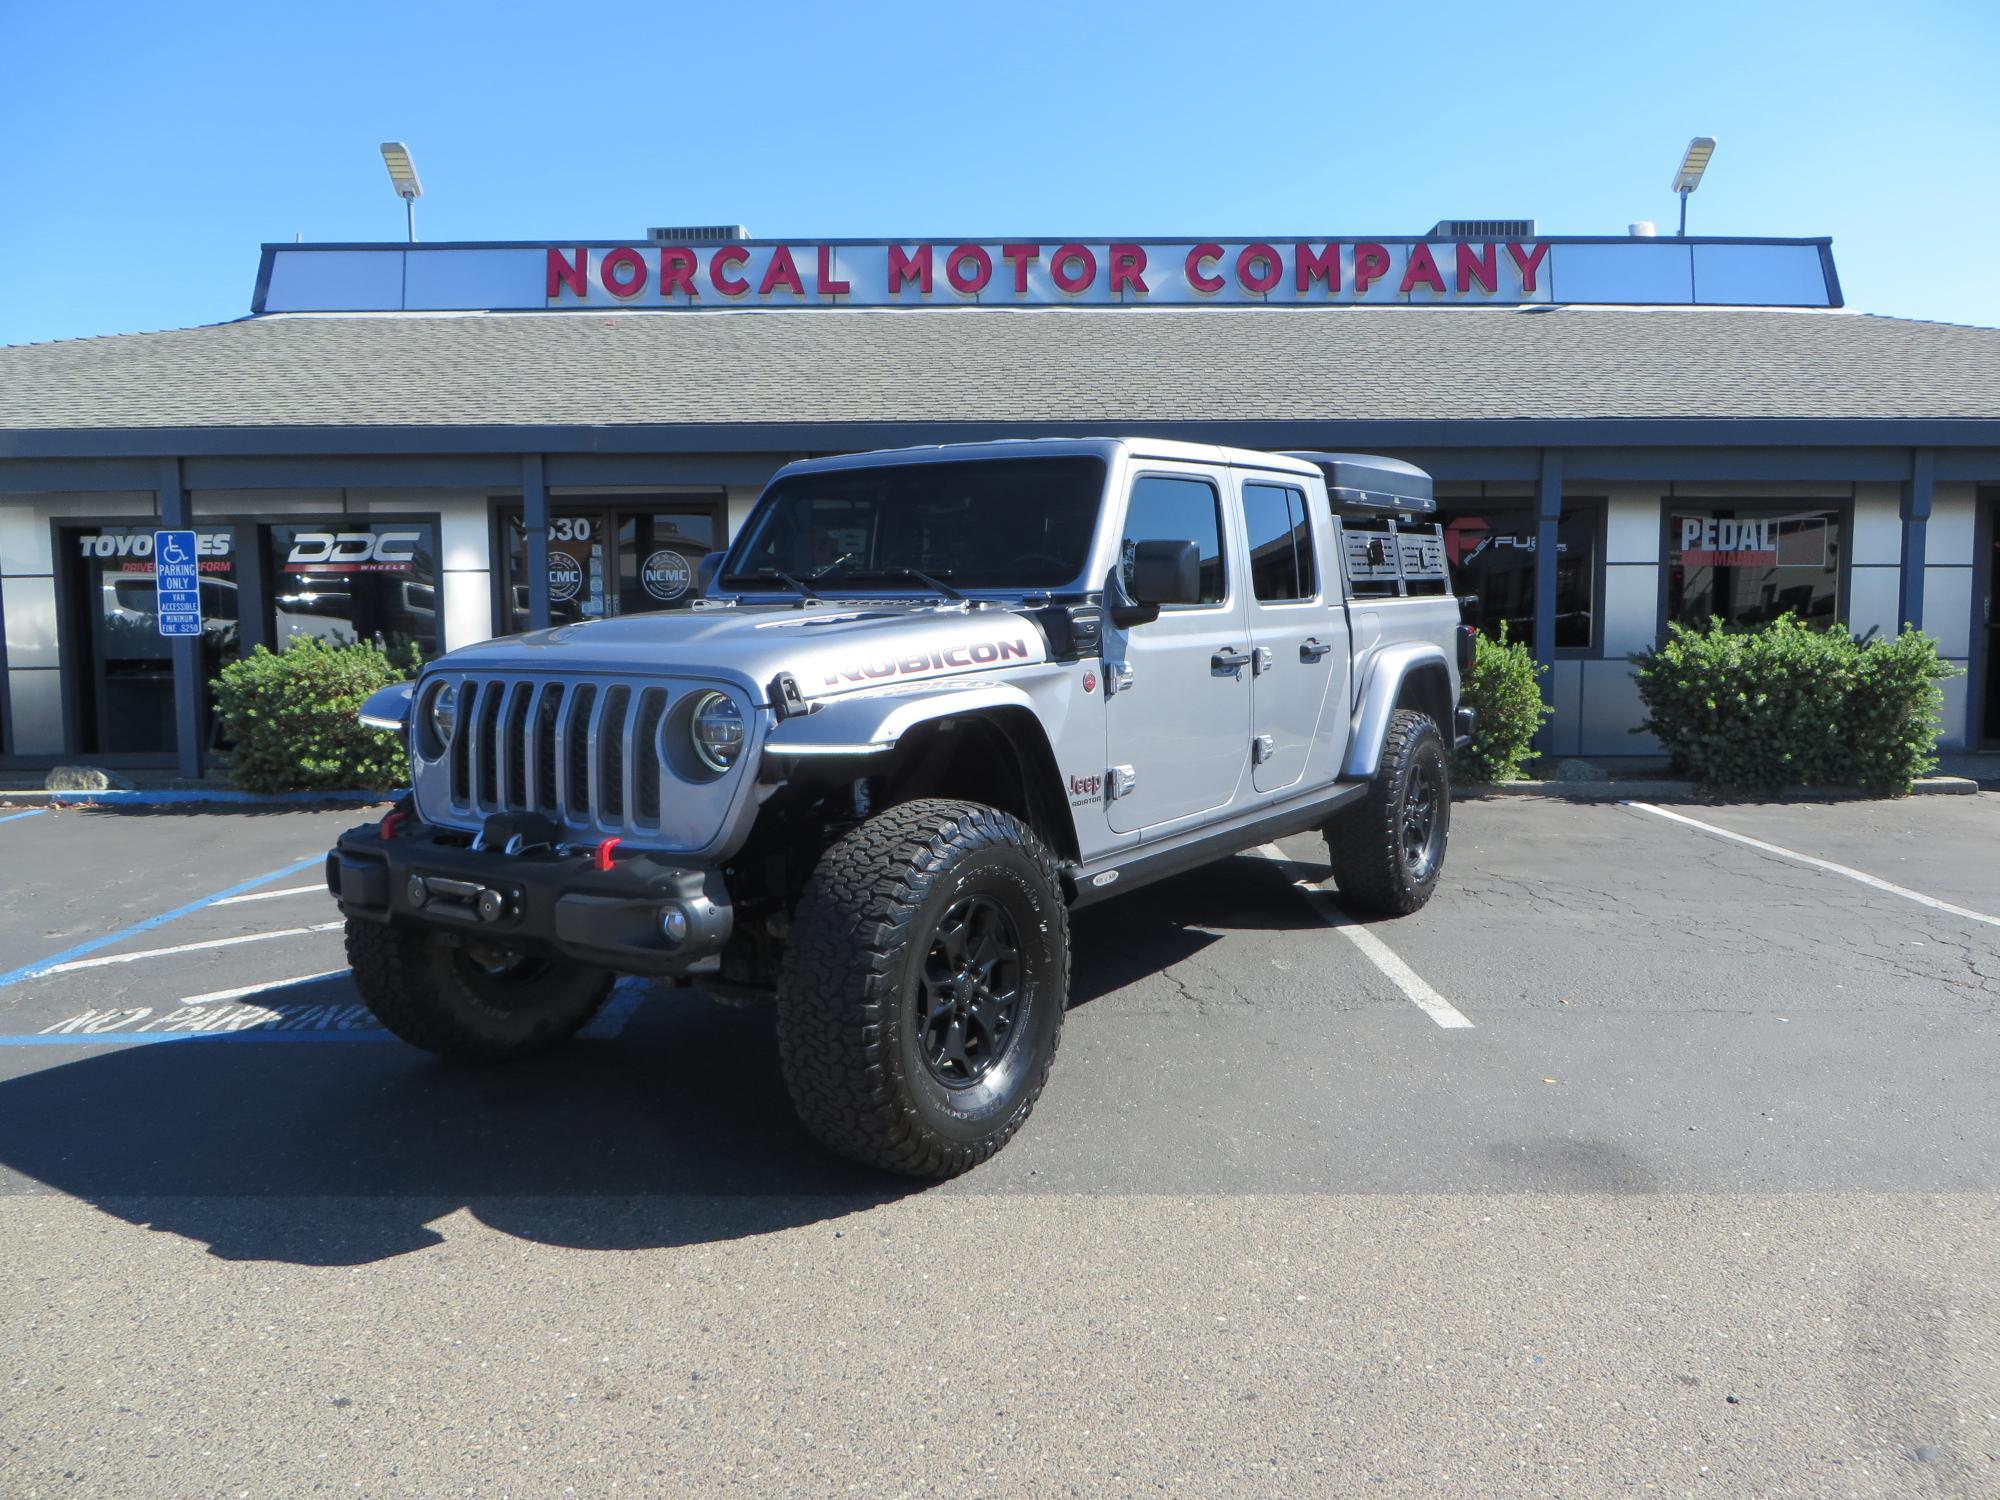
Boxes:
[722,567,822,600]
[810,564,964,599]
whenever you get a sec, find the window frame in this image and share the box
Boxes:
[1240,479,1321,609]
[1655,496,1852,643]
[1437,495,1606,659]
[1119,467,1234,613]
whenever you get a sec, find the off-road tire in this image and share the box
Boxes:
[345,919,614,1061]
[776,798,1070,1178]
[1327,708,1450,917]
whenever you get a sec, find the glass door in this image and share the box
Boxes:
[63,523,240,754]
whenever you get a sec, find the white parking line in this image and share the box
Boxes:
[180,969,349,1005]
[212,884,326,906]
[1624,802,2000,932]
[40,922,345,976]
[1255,844,1474,1029]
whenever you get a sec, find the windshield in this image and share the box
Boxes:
[723,456,1106,592]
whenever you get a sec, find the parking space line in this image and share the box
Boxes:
[40,922,344,977]
[0,853,325,990]
[181,969,349,1005]
[1255,844,1474,1029]
[1624,802,2000,932]
[0,809,47,825]
[212,884,326,907]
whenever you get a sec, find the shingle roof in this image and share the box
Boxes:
[3,305,1998,432]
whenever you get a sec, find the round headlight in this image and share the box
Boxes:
[689,691,744,774]
[428,680,459,749]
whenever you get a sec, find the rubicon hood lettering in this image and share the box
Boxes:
[824,637,1031,687]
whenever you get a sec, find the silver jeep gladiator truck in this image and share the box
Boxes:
[329,438,1474,1177]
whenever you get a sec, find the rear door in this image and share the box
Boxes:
[1103,466,1252,834]
[1241,477,1344,793]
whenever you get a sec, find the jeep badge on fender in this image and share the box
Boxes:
[328,438,1470,1178]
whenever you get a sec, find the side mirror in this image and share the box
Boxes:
[697,552,724,592]
[1109,539,1202,628]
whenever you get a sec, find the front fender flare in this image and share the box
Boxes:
[1343,643,1455,780]
[761,679,1040,759]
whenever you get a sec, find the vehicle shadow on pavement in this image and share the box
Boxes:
[1067,851,1340,1007]
[0,997,915,1267]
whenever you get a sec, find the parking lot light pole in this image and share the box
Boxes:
[379,142,423,244]
[1672,136,1716,237]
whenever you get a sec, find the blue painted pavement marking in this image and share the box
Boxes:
[0,853,326,991]
[0,809,47,825]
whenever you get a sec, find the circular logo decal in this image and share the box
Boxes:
[1082,670,1098,694]
[548,550,584,603]
[641,548,694,602]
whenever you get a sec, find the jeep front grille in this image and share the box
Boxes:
[440,675,672,837]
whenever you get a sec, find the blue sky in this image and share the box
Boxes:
[3,0,1996,345]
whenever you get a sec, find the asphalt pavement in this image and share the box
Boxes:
[1,793,1996,1498]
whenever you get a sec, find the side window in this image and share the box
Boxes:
[1121,475,1225,604]
[1242,482,1316,602]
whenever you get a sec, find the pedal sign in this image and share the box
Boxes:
[153,530,202,636]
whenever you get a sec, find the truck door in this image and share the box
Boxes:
[1241,478,1345,793]
[1103,467,1252,834]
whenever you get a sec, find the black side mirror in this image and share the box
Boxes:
[1110,539,1202,628]
[697,552,724,591]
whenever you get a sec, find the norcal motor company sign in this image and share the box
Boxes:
[253,236,1841,313]
[542,239,1552,307]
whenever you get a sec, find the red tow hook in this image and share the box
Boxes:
[593,836,622,872]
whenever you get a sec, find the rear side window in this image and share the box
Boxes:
[1242,482,1317,602]
[1121,475,1225,604]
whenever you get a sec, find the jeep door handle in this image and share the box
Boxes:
[1211,649,1252,672]
[1299,637,1334,662]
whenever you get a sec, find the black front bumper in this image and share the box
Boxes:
[329,821,733,977]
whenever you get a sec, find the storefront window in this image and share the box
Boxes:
[266,520,439,661]
[501,500,725,630]
[1667,507,1841,630]
[1442,506,1597,650]
[63,524,238,754]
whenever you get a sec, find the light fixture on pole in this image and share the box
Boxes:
[1670,136,1715,237]
[380,142,423,243]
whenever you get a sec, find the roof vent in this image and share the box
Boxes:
[1427,218,1536,240]
[646,224,749,242]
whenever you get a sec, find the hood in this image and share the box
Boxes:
[432,601,1048,703]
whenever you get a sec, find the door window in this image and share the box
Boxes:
[1242,483,1316,602]
[503,499,726,626]
[1121,475,1226,604]
[64,524,239,754]
[1667,507,1842,630]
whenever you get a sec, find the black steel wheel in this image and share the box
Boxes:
[1326,708,1450,917]
[916,894,1024,1087]
[776,798,1069,1179]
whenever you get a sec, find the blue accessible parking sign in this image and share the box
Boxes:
[153,530,202,637]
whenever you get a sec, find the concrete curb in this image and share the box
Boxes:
[0,787,406,809]
[1456,777,1981,802]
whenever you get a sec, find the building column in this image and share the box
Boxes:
[1899,448,1934,632]
[156,457,203,779]
[1533,449,1564,747]
[522,454,552,632]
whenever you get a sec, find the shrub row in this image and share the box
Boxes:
[1632,616,1959,796]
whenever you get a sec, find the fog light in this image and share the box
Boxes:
[658,903,690,945]
[406,875,428,908]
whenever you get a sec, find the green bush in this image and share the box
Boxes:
[1631,616,1960,796]
[213,637,413,793]
[1452,626,1553,783]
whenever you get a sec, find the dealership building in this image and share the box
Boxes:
[1,225,1997,776]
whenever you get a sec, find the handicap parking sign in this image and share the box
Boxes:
[154,530,202,637]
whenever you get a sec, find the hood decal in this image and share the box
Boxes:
[821,637,1033,687]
